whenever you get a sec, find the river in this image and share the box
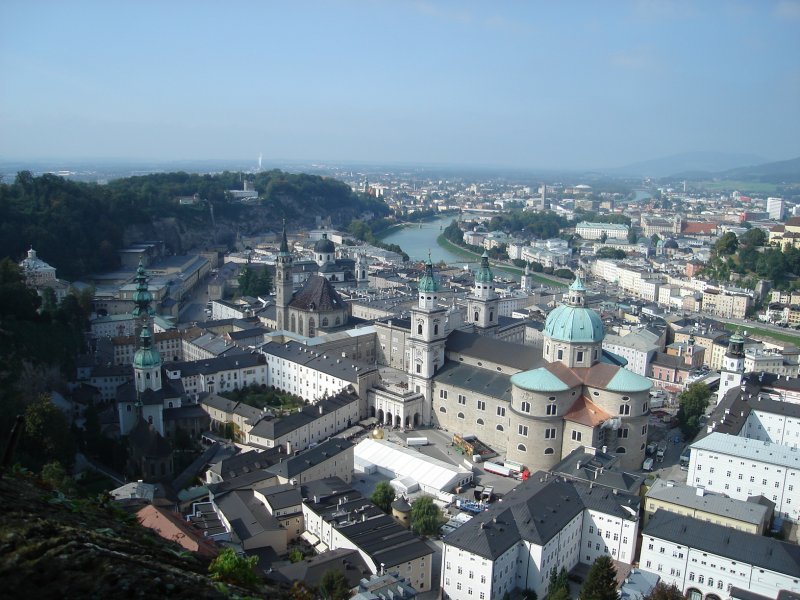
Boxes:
[380,214,474,266]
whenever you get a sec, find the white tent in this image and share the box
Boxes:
[354,438,473,494]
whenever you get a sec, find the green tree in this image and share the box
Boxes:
[650,234,660,246]
[546,566,569,600]
[554,269,575,279]
[41,461,77,496]
[288,548,304,563]
[643,582,686,600]
[596,248,626,260]
[579,555,618,600]
[21,394,77,470]
[548,588,571,600]
[410,495,443,535]
[371,481,395,513]
[677,382,711,437]
[714,231,739,256]
[208,547,260,588]
[627,229,639,244]
[741,227,766,247]
[319,569,350,600]
[599,231,608,244]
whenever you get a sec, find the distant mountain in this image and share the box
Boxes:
[717,156,800,183]
[605,151,768,178]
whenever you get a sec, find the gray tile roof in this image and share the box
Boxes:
[267,548,370,588]
[255,483,302,511]
[267,438,353,479]
[646,480,770,526]
[644,511,800,576]
[214,489,282,541]
[260,340,376,383]
[166,352,265,376]
[433,361,513,402]
[550,447,645,494]
[446,329,542,372]
[248,390,359,441]
[443,472,640,560]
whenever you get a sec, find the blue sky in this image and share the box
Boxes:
[1,0,798,169]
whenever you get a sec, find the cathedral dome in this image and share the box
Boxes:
[314,234,335,254]
[543,277,604,344]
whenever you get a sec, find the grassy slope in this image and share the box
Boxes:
[724,322,800,345]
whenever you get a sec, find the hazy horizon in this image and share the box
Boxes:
[1,1,798,170]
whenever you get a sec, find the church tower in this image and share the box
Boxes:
[467,251,499,334]
[520,262,534,292]
[408,255,447,425]
[717,331,745,404]
[276,222,293,330]
[356,252,369,285]
[131,259,160,393]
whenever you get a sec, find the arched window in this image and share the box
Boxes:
[544,447,554,455]
[616,446,627,454]
[322,317,329,327]
[439,407,447,413]
[489,311,494,321]
[147,415,153,425]
[308,318,315,337]
[474,311,479,322]
[518,444,527,452]
[477,418,484,425]
[434,324,439,335]
[290,314,296,333]
[418,324,423,335]
[146,372,150,380]
[496,424,504,432]
[457,412,464,419]
[335,316,341,325]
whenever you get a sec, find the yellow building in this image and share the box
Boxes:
[769,217,800,249]
[644,479,772,535]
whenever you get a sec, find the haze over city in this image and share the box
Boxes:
[1,0,799,170]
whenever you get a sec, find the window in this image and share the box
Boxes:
[458,412,465,419]
[572,430,582,441]
[434,324,439,335]
[557,349,563,360]
[619,404,630,415]
[544,447,554,455]
[439,407,446,413]
[440,390,448,399]
[698,575,704,584]
[518,444,527,452]
[458,394,466,405]
[618,428,629,438]
[546,403,557,416]
[458,567,462,574]
[477,418,484,425]
[577,351,584,362]
[518,425,529,437]
[477,400,485,411]
[689,573,695,581]
[521,401,531,413]
[616,447,627,453]
[545,428,556,439]
[497,406,505,417]
[416,364,421,373]
[641,425,647,435]
[496,425,504,431]
[417,324,423,334]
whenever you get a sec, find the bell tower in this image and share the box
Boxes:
[407,255,447,424]
[276,221,293,330]
[467,251,499,334]
[717,331,745,405]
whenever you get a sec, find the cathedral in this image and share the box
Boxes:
[406,260,652,472]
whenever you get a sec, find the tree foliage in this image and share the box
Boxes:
[596,247,627,260]
[410,495,443,535]
[208,547,260,588]
[740,227,766,247]
[319,569,351,600]
[238,265,272,297]
[579,555,619,600]
[643,582,686,600]
[371,481,396,513]
[714,232,739,257]
[677,382,711,437]
[21,394,77,471]
[546,566,569,600]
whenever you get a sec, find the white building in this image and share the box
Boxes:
[768,198,785,221]
[441,473,640,600]
[602,328,663,376]
[576,222,629,241]
[164,353,268,397]
[688,433,800,522]
[640,511,800,600]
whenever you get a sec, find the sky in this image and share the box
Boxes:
[1,0,799,170]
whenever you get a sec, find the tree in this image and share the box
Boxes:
[650,234,660,246]
[208,547,260,588]
[410,495,443,535]
[288,548,304,563]
[627,229,639,244]
[714,231,739,256]
[599,231,608,244]
[371,481,395,513]
[21,394,77,470]
[41,461,77,496]
[596,248,626,260]
[579,555,618,600]
[741,227,766,247]
[546,566,569,600]
[643,582,686,600]
[319,569,350,600]
[554,269,575,279]
[677,382,711,437]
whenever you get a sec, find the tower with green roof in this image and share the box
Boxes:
[717,330,745,405]
[467,251,499,333]
[131,261,162,395]
[408,254,447,424]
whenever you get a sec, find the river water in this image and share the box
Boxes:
[380,214,474,265]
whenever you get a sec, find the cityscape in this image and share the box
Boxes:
[1,2,800,600]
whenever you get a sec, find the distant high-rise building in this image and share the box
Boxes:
[767,197,784,221]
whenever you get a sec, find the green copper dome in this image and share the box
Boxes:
[511,368,571,392]
[132,260,154,317]
[133,325,161,369]
[418,256,438,293]
[605,368,652,393]
[475,251,493,284]
[544,275,604,344]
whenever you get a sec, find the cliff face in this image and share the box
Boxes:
[0,474,287,599]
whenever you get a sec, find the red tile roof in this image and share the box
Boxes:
[136,505,219,558]
[564,395,611,427]
[681,221,717,235]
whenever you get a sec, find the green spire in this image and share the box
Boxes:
[418,252,438,293]
[133,323,161,369]
[132,260,154,317]
[475,250,493,284]
[569,275,586,292]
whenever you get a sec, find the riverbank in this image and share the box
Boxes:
[436,234,568,287]
[375,211,460,241]
[724,322,800,345]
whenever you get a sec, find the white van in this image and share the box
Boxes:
[642,458,654,472]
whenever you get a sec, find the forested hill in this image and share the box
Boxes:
[0,170,389,279]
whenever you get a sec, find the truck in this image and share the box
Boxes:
[406,437,428,447]
[656,442,667,462]
[483,462,512,477]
